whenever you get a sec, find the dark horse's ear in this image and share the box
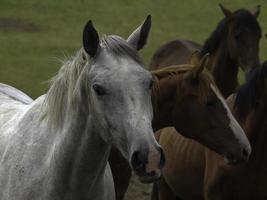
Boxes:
[83,20,100,58]
[250,5,260,18]
[193,53,209,79]
[264,33,267,41]
[127,15,151,51]
[219,3,233,19]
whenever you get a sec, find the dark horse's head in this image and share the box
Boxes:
[234,60,267,128]
[220,4,261,71]
[202,4,261,72]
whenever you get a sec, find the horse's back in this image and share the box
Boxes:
[0,83,33,105]
[0,84,34,158]
[0,83,33,127]
[0,93,49,200]
[157,127,206,199]
[149,40,201,70]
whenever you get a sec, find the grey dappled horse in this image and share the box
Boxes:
[0,16,164,200]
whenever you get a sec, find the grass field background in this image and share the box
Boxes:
[0,0,266,98]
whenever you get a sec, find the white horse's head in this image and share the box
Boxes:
[83,16,164,183]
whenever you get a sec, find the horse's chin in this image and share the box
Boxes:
[137,174,161,184]
[224,154,249,166]
[134,169,162,184]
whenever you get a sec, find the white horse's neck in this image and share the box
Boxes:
[46,105,111,199]
[36,50,114,199]
[0,89,113,200]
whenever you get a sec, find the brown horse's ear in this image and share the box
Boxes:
[190,50,201,66]
[219,3,233,19]
[250,5,260,18]
[193,53,209,79]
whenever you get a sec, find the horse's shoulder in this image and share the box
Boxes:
[0,83,33,105]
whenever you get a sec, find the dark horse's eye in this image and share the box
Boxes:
[93,84,106,96]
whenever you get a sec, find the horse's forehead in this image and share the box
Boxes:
[93,55,149,80]
[234,12,260,32]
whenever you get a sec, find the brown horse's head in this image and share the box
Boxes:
[219,4,261,71]
[233,60,267,140]
[152,52,251,164]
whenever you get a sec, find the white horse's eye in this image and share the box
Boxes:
[93,84,106,96]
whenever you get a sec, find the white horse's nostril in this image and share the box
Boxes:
[131,150,147,175]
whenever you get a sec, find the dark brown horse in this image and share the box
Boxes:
[109,55,251,200]
[153,61,267,200]
[150,4,261,97]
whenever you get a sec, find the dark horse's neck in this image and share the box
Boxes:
[233,63,267,170]
[246,108,267,169]
[212,48,239,98]
[201,20,239,98]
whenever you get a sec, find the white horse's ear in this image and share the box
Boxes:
[83,20,100,57]
[127,15,151,51]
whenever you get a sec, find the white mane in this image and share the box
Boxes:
[42,49,92,129]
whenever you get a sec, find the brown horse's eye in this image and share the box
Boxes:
[206,100,219,108]
[93,84,106,96]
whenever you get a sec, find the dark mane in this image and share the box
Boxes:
[234,61,267,120]
[100,35,143,64]
[200,18,228,56]
[201,9,261,57]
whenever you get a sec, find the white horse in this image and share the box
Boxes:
[0,16,164,200]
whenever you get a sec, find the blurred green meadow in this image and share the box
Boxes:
[0,0,266,98]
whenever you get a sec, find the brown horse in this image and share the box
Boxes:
[153,61,267,200]
[109,55,251,200]
[150,4,261,97]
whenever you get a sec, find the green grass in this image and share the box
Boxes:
[0,0,266,97]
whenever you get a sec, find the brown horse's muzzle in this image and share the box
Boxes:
[224,145,250,165]
[130,145,165,183]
